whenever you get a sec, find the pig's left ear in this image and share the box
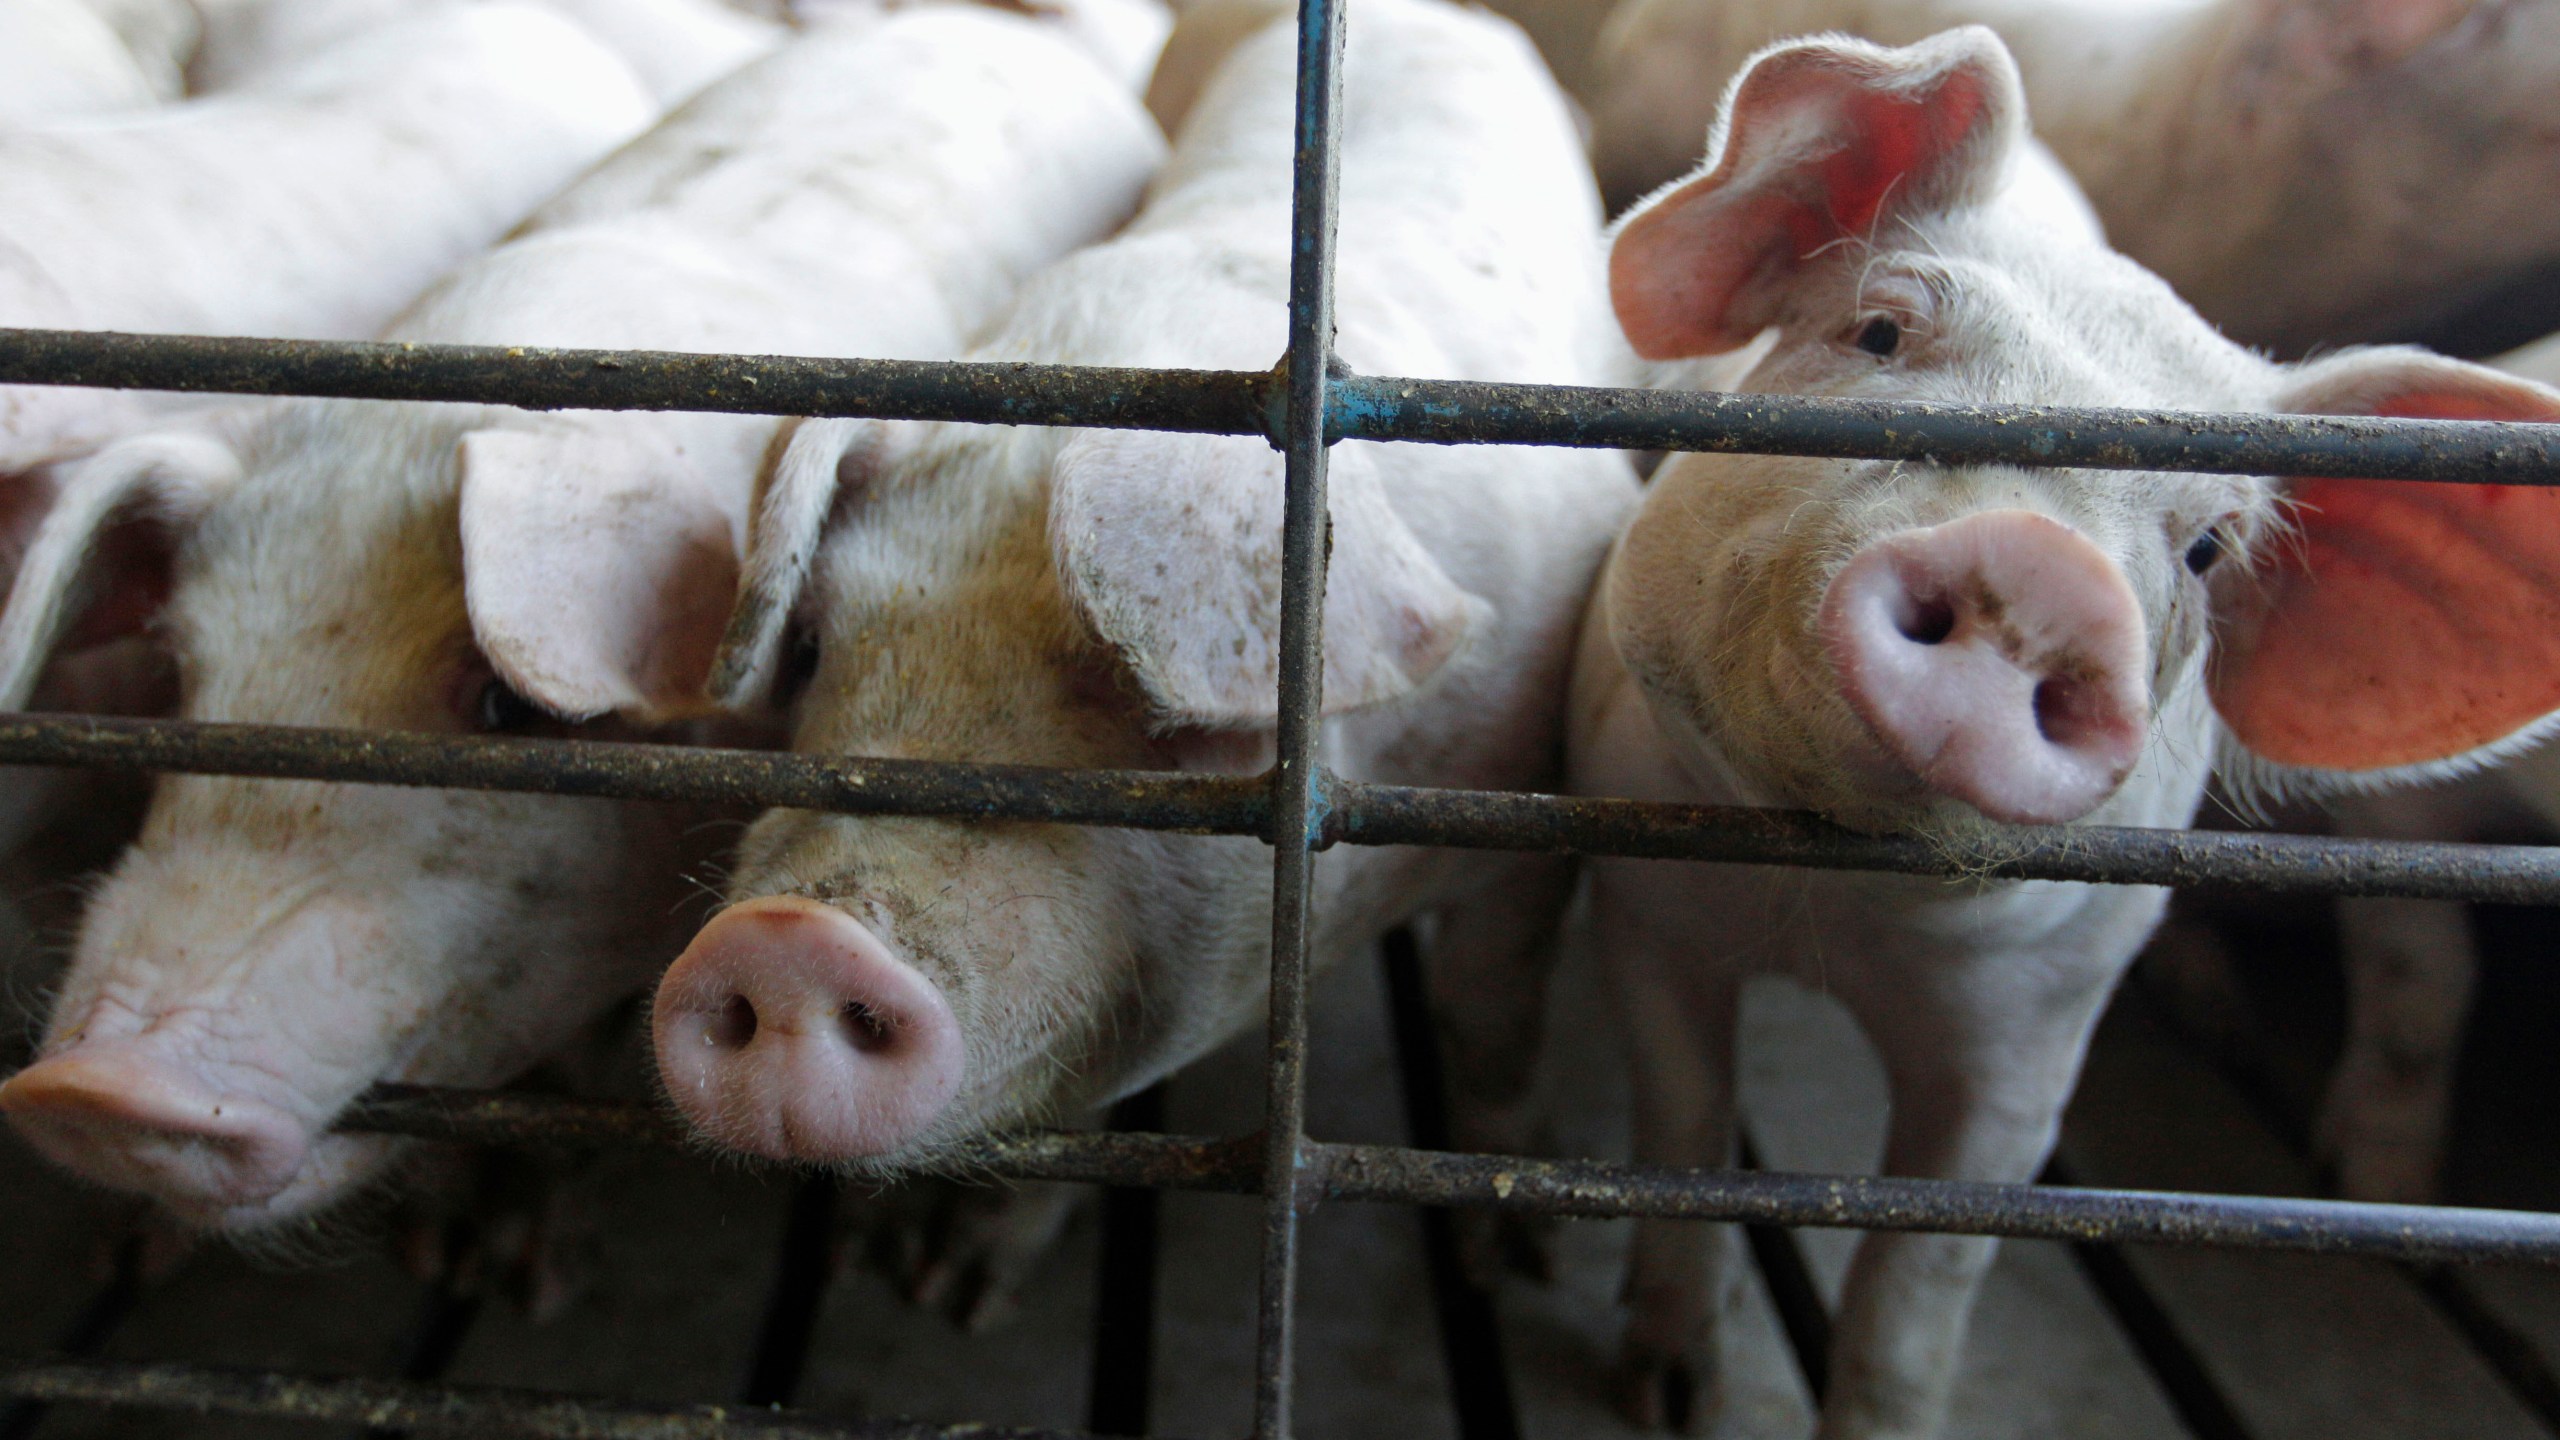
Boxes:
[1051,430,1487,727]
[457,423,749,723]
[1607,25,2023,360]
[2208,349,2560,788]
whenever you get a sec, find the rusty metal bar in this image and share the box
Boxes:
[10,714,2560,904]
[0,1359,1153,1440]
[7,327,2560,483]
[331,1086,2560,1266]
[1254,0,1349,1429]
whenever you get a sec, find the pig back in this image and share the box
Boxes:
[502,6,1165,360]
[0,4,653,344]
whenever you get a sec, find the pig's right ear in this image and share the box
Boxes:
[708,417,915,709]
[1052,430,1486,727]
[1607,26,2023,360]
[0,432,239,709]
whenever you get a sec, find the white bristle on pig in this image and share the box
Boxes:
[1573,26,2560,1438]
[0,2,657,485]
[184,0,782,105]
[645,0,1636,1199]
[0,7,1163,1233]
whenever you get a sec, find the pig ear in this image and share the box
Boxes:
[1607,26,2022,360]
[457,424,748,723]
[1051,430,1487,727]
[0,432,237,710]
[707,416,914,710]
[2208,349,2560,790]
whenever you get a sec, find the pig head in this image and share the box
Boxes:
[0,406,751,1229]
[651,410,1490,1166]
[1602,25,2560,839]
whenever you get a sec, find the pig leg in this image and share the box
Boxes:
[1818,975,2115,1440]
[2319,896,2473,1204]
[2318,788,2484,1205]
[845,1177,1089,1333]
[1606,901,1745,1433]
[1420,854,1577,1284]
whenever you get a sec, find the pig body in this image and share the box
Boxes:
[0,0,180,119]
[1590,0,2560,354]
[0,3,655,481]
[1576,27,2560,1437]
[649,0,1635,1175]
[184,0,780,103]
[0,10,1164,1232]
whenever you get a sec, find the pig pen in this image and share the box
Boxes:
[7,0,2560,1434]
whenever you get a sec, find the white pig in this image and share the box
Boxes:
[1588,0,2560,354]
[0,8,1164,1233]
[184,0,781,104]
[645,0,1635,1193]
[0,3,655,486]
[0,0,183,118]
[1574,28,2560,1437]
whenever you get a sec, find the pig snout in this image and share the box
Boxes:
[653,895,963,1161]
[1818,509,2149,825]
[1,1042,309,1208]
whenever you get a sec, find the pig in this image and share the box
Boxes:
[1587,0,2560,355]
[0,7,1164,1233]
[0,3,656,489]
[646,0,1635,1221]
[1572,27,2560,1437]
[0,0,184,118]
[183,0,781,104]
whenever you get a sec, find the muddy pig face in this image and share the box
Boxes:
[1604,28,2560,836]
[652,414,1482,1168]
[0,407,755,1229]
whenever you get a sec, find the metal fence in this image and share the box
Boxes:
[8,0,2560,1433]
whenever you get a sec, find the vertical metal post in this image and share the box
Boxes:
[1254,0,1347,1433]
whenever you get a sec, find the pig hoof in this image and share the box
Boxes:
[1614,1347,1706,1434]
[847,1179,1084,1334]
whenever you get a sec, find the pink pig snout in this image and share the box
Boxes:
[0,1044,309,1208]
[1819,509,2150,825]
[653,895,963,1161]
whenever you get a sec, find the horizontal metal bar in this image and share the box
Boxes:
[0,713,1266,835]
[6,328,2559,483]
[338,1086,2560,1266]
[0,1359,1144,1440]
[6,714,2559,903]
[339,1085,1263,1195]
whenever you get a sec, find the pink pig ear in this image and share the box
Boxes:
[458,422,752,723]
[1051,431,1487,727]
[2208,349,2560,782]
[0,431,237,711]
[1607,26,2023,360]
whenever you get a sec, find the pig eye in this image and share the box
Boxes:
[1853,316,1902,358]
[772,620,821,709]
[2183,526,2229,576]
[475,677,543,733]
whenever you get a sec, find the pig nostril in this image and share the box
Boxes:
[841,1002,894,1054]
[1894,593,1957,646]
[707,994,758,1050]
[2033,674,2106,748]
